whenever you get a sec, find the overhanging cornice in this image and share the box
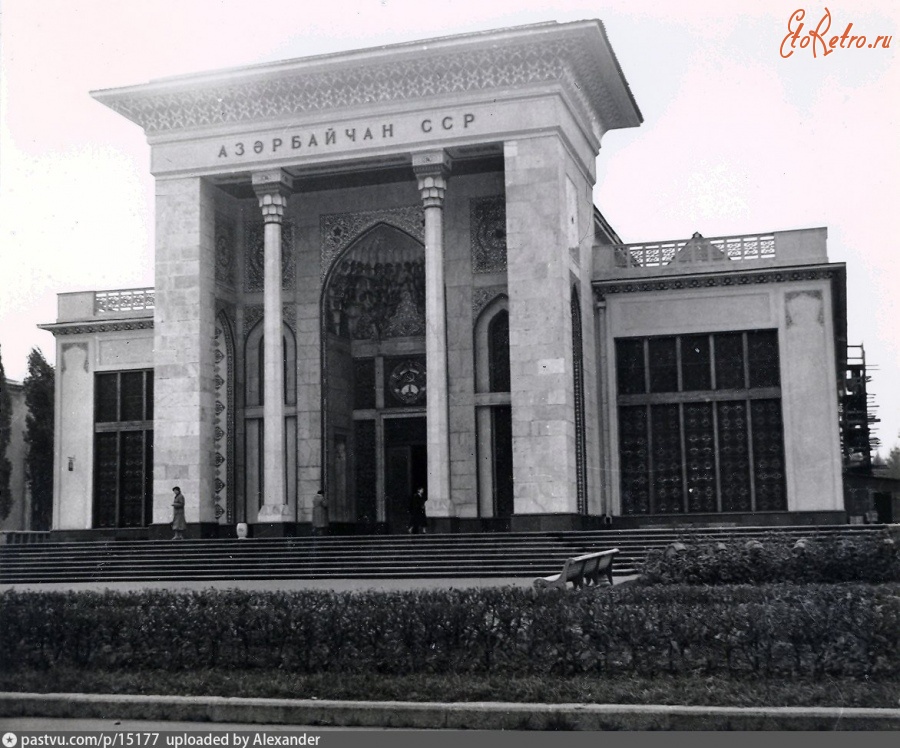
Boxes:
[38,319,154,337]
[592,264,846,302]
[91,20,642,138]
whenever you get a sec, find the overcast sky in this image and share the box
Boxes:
[1,0,898,453]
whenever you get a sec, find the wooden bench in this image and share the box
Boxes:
[533,548,619,590]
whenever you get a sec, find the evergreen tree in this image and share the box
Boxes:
[24,348,54,530]
[0,345,12,521]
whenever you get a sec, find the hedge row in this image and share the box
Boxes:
[2,584,897,678]
[639,530,900,585]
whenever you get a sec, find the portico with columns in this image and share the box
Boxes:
[80,20,641,536]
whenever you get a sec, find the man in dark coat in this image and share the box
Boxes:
[408,486,427,534]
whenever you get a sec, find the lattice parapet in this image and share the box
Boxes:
[94,289,155,314]
[614,234,776,269]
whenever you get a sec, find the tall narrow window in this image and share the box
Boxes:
[616,330,784,515]
[475,298,512,520]
[243,321,297,524]
[488,310,510,393]
[93,370,153,528]
[245,324,296,406]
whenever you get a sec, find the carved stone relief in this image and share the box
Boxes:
[102,36,625,134]
[470,196,507,273]
[243,304,296,335]
[323,223,426,341]
[472,286,508,319]
[245,221,295,293]
[215,213,236,287]
[213,312,235,524]
[321,207,424,279]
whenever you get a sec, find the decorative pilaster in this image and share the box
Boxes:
[252,169,292,522]
[413,151,452,515]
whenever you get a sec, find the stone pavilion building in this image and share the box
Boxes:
[41,21,848,538]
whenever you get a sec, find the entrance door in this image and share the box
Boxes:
[874,492,893,524]
[384,417,427,533]
[492,405,514,518]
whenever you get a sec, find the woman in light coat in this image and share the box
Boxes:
[171,486,186,540]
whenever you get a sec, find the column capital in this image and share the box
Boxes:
[413,151,451,209]
[252,169,292,223]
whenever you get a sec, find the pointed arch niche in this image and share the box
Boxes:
[475,295,513,519]
[321,222,427,531]
[243,319,297,524]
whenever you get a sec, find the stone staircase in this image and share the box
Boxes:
[0,524,883,585]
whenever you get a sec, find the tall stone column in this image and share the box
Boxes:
[252,169,292,523]
[413,151,451,515]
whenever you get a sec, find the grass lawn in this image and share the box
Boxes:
[1,668,897,709]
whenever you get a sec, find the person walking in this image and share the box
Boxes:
[171,486,186,540]
[312,490,329,536]
[408,485,427,534]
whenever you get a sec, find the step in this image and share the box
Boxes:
[0,525,882,585]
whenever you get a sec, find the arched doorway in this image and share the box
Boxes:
[321,223,427,532]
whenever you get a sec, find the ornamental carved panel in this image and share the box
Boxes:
[244,221,295,293]
[384,356,427,408]
[470,196,507,273]
[215,213,236,287]
[472,286,507,319]
[213,311,235,524]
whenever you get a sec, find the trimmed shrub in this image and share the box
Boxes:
[1,584,897,679]
[639,530,900,585]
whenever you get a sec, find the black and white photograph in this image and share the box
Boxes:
[0,0,898,734]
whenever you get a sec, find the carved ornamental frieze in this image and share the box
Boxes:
[95,29,630,136]
[592,268,841,303]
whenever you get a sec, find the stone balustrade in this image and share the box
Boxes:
[57,288,155,322]
[595,227,828,277]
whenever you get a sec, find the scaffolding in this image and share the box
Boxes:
[840,344,880,472]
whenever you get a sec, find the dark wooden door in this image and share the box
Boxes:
[385,446,412,532]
